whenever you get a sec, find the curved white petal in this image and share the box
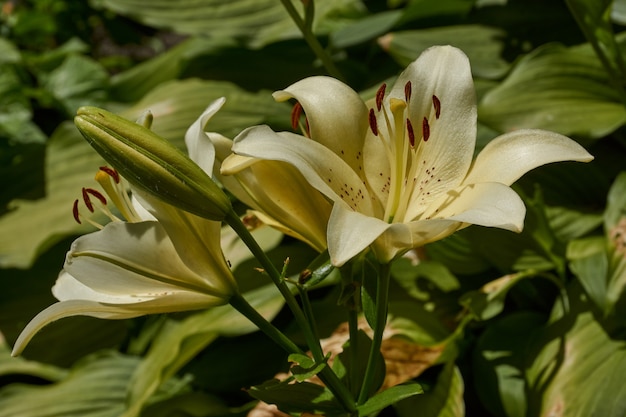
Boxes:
[463,129,594,186]
[184,98,226,175]
[394,46,477,194]
[134,191,237,296]
[11,300,139,356]
[424,182,527,232]
[273,76,370,176]
[66,221,234,298]
[370,218,462,263]
[232,125,375,215]
[327,202,392,266]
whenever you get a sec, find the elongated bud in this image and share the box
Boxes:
[74,106,232,221]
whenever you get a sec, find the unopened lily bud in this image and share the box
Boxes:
[75,106,232,221]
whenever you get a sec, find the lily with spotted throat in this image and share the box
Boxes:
[224,45,594,267]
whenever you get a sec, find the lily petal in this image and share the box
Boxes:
[273,76,370,176]
[392,45,477,193]
[462,129,594,186]
[134,190,237,296]
[232,125,376,215]
[184,98,226,175]
[327,202,392,266]
[424,182,527,232]
[66,221,233,298]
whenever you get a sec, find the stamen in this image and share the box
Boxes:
[99,166,120,183]
[432,95,441,119]
[404,81,412,102]
[375,83,386,112]
[406,118,415,147]
[422,117,430,142]
[84,188,107,206]
[72,199,81,224]
[82,188,94,212]
[290,102,303,131]
[369,108,379,136]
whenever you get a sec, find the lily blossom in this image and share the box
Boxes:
[187,102,332,253]
[12,101,239,356]
[228,46,594,266]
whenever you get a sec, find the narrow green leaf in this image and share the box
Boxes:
[357,382,424,416]
[394,363,464,417]
[247,378,343,415]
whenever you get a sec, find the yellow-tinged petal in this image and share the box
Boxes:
[462,129,594,186]
[274,76,369,176]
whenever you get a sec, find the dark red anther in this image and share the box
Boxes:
[369,108,378,136]
[99,166,120,183]
[404,81,412,102]
[72,199,81,224]
[432,95,441,119]
[422,117,430,142]
[290,102,303,131]
[82,188,107,213]
[375,83,386,112]
[406,118,415,147]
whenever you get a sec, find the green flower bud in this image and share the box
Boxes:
[75,106,232,221]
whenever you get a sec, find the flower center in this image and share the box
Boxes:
[72,166,141,228]
[368,82,441,223]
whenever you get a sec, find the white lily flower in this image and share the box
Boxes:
[186,102,331,252]
[229,46,594,266]
[12,100,239,356]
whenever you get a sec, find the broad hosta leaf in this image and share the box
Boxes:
[528,301,626,417]
[0,79,289,268]
[0,352,139,417]
[565,0,626,96]
[124,282,285,416]
[380,25,510,79]
[92,0,364,49]
[479,41,626,138]
[472,312,546,417]
[42,54,109,116]
[394,363,465,417]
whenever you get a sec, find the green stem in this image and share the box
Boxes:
[278,0,345,81]
[357,262,391,405]
[225,211,356,414]
[230,293,303,355]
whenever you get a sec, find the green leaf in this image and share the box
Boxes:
[380,25,510,79]
[459,271,562,321]
[0,352,138,417]
[357,382,424,416]
[289,353,328,382]
[394,363,465,417]
[92,0,363,48]
[43,54,109,116]
[391,259,460,301]
[331,10,403,49]
[247,378,343,415]
[472,312,546,417]
[565,0,626,101]
[528,296,626,417]
[124,281,285,417]
[604,172,626,231]
[479,41,626,138]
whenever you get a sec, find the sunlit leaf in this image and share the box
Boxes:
[380,25,510,79]
[479,41,626,138]
[92,0,364,48]
[394,363,465,417]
